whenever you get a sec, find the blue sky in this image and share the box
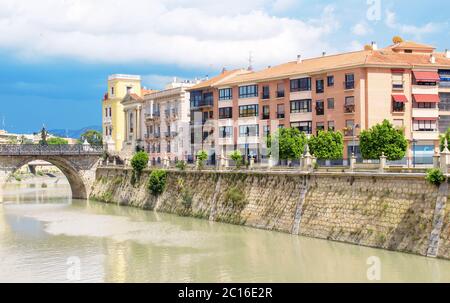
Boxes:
[0,0,449,134]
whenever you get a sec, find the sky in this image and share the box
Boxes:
[0,0,449,133]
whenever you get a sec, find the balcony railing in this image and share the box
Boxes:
[276,112,285,119]
[276,91,285,98]
[344,81,355,90]
[191,99,214,109]
[261,93,270,100]
[344,104,355,113]
[440,81,450,88]
[393,104,405,112]
[316,108,324,116]
[262,114,270,120]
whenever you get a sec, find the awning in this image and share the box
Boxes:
[413,71,440,82]
[414,117,438,121]
[413,94,440,103]
[392,94,408,103]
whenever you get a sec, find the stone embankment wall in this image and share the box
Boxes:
[91,168,449,259]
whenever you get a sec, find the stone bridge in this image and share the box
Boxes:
[0,144,103,199]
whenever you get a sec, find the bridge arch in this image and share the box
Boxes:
[13,156,91,199]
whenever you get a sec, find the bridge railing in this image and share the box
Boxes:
[0,144,104,156]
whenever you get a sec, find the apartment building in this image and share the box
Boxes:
[208,41,450,162]
[143,79,195,164]
[102,74,144,153]
[187,69,251,163]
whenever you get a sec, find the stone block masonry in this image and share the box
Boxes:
[91,168,450,260]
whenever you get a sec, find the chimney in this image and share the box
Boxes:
[445,49,450,59]
[430,53,436,64]
[297,55,302,64]
[371,41,378,51]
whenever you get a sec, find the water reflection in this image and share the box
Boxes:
[1,181,450,282]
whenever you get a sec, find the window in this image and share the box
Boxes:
[290,99,311,113]
[129,112,134,133]
[105,107,108,117]
[345,74,355,89]
[316,122,325,135]
[263,126,270,137]
[219,88,233,100]
[344,96,355,113]
[316,100,324,115]
[413,120,436,132]
[239,125,259,137]
[345,120,354,136]
[291,121,312,134]
[392,73,404,90]
[316,79,324,93]
[328,121,335,131]
[109,107,112,117]
[415,102,435,109]
[277,104,285,119]
[290,77,311,92]
[262,86,270,99]
[393,119,404,128]
[239,104,259,117]
[277,83,285,98]
[439,93,450,111]
[262,105,270,120]
[111,87,115,96]
[327,98,335,109]
[327,76,334,87]
[239,85,258,98]
[126,86,132,94]
[278,124,285,129]
[219,126,233,138]
[167,142,171,153]
[393,101,405,112]
[219,107,232,119]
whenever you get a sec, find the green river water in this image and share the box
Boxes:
[1,179,450,283]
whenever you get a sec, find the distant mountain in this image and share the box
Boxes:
[48,125,102,139]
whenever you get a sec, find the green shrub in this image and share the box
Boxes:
[224,187,247,209]
[175,160,187,171]
[131,152,149,175]
[196,150,208,169]
[426,169,446,186]
[229,150,243,169]
[41,183,47,188]
[148,169,167,195]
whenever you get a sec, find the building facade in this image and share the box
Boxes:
[102,74,143,153]
[143,79,195,164]
[207,41,450,163]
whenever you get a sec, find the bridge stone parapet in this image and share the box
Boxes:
[0,145,103,199]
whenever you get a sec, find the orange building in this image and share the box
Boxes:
[202,41,450,164]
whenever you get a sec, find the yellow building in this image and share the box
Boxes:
[102,74,142,152]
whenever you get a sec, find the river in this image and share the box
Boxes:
[1,178,450,283]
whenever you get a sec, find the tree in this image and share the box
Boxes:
[80,130,103,146]
[47,137,69,145]
[229,150,243,168]
[131,151,149,176]
[267,127,308,161]
[359,120,407,161]
[309,131,344,160]
[392,36,404,44]
[196,150,208,169]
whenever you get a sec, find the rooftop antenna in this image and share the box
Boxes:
[248,51,253,71]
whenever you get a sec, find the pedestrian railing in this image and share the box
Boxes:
[0,144,104,156]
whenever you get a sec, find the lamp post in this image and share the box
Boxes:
[352,124,360,157]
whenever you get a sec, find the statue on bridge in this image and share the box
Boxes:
[39,125,49,146]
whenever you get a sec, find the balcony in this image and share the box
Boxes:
[191,99,214,109]
[316,108,324,116]
[145,111,161,121]
[412,84,439,95]
[261,93,270,100]
[440,81,450,89]
[164,132,178,138]
[276,112,285,119]
[344,105,355,114]
[262,114,270,120]
[392,103,405,113]
[412,131,439,141]
[103,116,112,124]
[412,107,439,118]
[344,81,355,90]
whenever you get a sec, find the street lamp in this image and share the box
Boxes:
[352,124,360,157]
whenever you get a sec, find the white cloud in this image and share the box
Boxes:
[272,0,297,13]
[385,10,441,39]
[142,74,181,90]
[0,0,339,69]
[352,22,372,36]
